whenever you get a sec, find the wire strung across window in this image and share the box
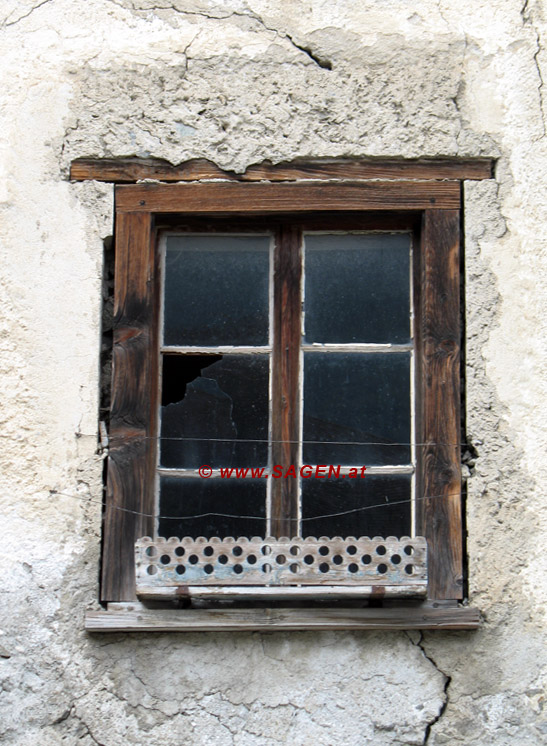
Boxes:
[43,433,470,525]
[105,434,468,447]
[49,488,464,522]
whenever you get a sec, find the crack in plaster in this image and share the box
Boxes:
[436,0,450,30]
[51,691,110,746]
[521,0,546,140]
[451,34,468,150]
[79,721,107,746]
[81,680,304,743]
[205,692,303,743]
[65,685,169,740]
[107,0,332,69]
[209,8,333,69]
[2,0,54,27]
[405,631,451,745]
[52,704,74,725]
[182,32,201,73]
[202,707,237,742]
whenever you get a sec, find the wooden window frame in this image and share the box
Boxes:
[72,157,492,630]
[104,184,460,594]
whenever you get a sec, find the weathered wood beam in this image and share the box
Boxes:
[71,157,494,183]
[85,605,481,631]
[115,181,461,213]
[416,210,463,599]
[101,212,158,602]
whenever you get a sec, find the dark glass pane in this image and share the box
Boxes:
[304,233,411,344]
[159,477,266,539]
[160,354,269,468]
[164,235,270,346]
[303,352,411,465]
[302,475,411,538]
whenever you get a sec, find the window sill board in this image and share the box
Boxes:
[136,585,427,601]
[85,604,480,632]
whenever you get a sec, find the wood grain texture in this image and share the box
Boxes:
[115,181,461,213]
[85,605,480,631]
[415,209,463,600]
[71,157,494,183]
[271,226,301,536]
[101,211,159,602]
[135,585,427,600]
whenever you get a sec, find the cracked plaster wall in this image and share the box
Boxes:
[0,0,546,744]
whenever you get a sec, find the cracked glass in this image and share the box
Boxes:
[160,354,269,469]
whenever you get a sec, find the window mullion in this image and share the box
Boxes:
[271,224,302,538]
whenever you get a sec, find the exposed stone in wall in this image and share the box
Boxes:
[1,1,546,744]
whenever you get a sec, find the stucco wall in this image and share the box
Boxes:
[1,1,546,744]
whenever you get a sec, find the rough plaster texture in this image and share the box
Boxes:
[0,0,546,744]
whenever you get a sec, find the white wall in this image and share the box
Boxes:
[0,1,546,743]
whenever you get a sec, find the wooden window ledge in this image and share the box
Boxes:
[85,603,480,632]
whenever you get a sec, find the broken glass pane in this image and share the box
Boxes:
[160,354,269,468]
[159,476,266,539]
[164,235,271,346]
[302,474,411,538]
[304,233,411,344]
[303,352,411,465]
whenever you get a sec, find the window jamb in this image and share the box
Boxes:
[101,182,463,608]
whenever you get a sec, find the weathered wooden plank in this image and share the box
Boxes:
[71,157,494,183]
[271,225,301,536]
[101,211,159,602]
[115,181,461,213]
[244,159,493,182]
[85,605,480,631]
[415,210,463,599]
[136,585,426,600]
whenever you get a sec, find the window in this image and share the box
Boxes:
[80,160,489,630]
[143,224,428,601]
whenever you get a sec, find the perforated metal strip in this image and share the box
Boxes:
[136,536,427,597]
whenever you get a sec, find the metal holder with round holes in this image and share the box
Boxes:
[135,535,428,600]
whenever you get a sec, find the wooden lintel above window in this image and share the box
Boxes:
[115,180,461,213]
[70,156,495,184]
